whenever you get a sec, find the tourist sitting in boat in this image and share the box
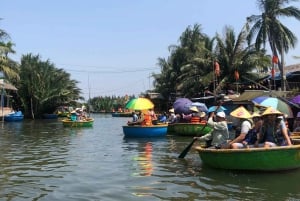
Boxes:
[193,111,229,149]
[293,112,300,132]
[182,106,206,123]
[127,111,152,126]
[70,110,78,121]
[167,108,177,124]
[148,108,158,124]
[228,106,253,149]
[257,107,292,147]
[158,112,167,123]
[127,112,139,125]
[240,112,263,148]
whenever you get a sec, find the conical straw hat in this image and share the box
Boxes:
[251,112,261,118]
[189,106,199,112]
[230,106,252,119]
[261,107,282,116]
[169,108,174,113]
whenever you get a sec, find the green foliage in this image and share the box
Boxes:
[17,54,83,118]
[89,95,135,112]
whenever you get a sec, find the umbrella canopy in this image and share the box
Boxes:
[207,106,227,113]
[125,98,154,110]
[290,95,300,104]
[191,102,208,112]
[173,98,192,114]
[252,96,293,118]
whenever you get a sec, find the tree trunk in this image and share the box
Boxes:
[30,97,35,119]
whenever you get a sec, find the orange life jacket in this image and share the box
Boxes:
[191,116,201,123]
[142,114,152,126]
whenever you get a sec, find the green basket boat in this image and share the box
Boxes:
[170,123,212,136]
[62,118,94,127]
[195,145,300,171]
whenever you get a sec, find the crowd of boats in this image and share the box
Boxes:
[3,94,300,172]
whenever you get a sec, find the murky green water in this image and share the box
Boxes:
[0,114,299,201]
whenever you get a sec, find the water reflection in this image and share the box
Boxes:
[0,115,300,200]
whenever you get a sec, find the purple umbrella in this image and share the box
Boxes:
[191,102,208,112]
[290,95,300,104]
[173,98,192,114]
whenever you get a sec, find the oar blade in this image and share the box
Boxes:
[178,138,197,158]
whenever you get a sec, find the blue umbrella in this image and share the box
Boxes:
[173,98,192,114]
[207,106,227,113]
[191,102,208,112]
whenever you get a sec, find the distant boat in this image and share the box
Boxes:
[4,111,24,122]
[62,118,94,127]
[111,112,132,117]
[122,124,168,138]
[42,113,58,119]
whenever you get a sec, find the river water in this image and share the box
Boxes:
[0,114,299,201]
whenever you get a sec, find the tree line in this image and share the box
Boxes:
[1,0,300,117]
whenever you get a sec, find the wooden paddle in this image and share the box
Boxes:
[178,103,222,159]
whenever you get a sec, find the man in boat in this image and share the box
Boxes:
[167,108,177,124]
[127,111,139,125]
[193,111,229,149]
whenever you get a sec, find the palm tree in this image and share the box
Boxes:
[214,25,270,93]
[247,0,300,91]
[0,25,19,80]
[18,54,82,118]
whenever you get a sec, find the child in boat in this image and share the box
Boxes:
[193,111,229,149]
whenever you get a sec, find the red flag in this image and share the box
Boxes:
[271,67,275,78]
[214,62,220,76]
[272,55,278,64]
[234,70,239,81]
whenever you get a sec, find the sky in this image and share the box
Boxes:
[2,0,300,100]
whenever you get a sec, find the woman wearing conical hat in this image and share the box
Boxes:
[258,107,292,147]
[229,106,253,149]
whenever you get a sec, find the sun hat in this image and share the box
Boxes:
[216,111,226,118]
[230,106,252,119]
[189,106,199,113]
[251,112,261,118]
[169,108,175,113]
[199,112,206,118]
[261,107,282,116]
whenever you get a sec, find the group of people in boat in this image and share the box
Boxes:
[70,106,88,121]
[127,105,208,126]
[194,105,294,149]
[127,109,159,126]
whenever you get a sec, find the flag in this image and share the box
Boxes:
[271,67,275,78]
[234,70,239,81]
[214,61,220,76]
[272,55,278,64]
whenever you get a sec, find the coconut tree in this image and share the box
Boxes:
[214,25,270,93]
[0,26,19,80]
[247,0,300,91]
[18,53,82,118]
